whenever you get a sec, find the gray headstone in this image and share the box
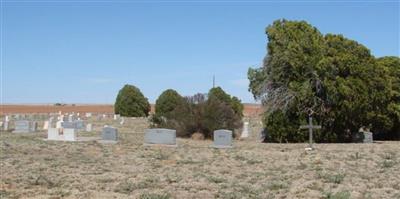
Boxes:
[30,122,38,132]
[363,132,373,143]
[213,129,233,148]
[144,128,176,145]
[102,126,118,141]
[74,120,84,129]
[13,120,33,133]
[62,121,75,129]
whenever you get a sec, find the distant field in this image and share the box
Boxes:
[0,104,263,117]
[0,117,399,199]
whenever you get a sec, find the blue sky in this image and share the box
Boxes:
[2,0,399,104]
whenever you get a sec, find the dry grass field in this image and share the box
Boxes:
[1,118,399,199]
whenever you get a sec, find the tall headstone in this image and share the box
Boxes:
[213,129,233,148]
[144,128,176,146]
[43,121,49,130]
[68,114,74,122]
[56,120,63,129]
[30,121,38,132]
[240,122,250,138]
[120,118,125,125]
[3,121,8,131]
[102,126,118,141]
[48,117,54,128]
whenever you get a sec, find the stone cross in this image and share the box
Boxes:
[299,116,321,150]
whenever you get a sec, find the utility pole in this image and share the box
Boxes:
[213,75,215,88]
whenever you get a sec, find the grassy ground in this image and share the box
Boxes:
[0,118,399,199]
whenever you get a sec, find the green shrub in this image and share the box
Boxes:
[151,89,195,137]
[151,87,243,138]
[114,84,150,117]
[201,95,242,138]
[209,87,244,117]
[155,89,185,115]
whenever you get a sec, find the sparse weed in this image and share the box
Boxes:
[247,159,263,165]
[323,190,351,199]
[139,193,171,199]
[317,172,345,184]
[114,180,136,194]
[381,159,396,169]
[114,177,159,194]
[153,150,169,160]
[206,175,226,184]
[177,158,197,164]
[266,181,288,191]
[296,161,307,170]
[349,152,361,160]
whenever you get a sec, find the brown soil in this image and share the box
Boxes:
[1,104,263,117]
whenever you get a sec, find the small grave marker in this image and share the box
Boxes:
[212,129,233,148]
[86,123,92,132]
[13,120,34,133]
[299,115,321,150]
[144,128,176,146]
[102,126,118,141]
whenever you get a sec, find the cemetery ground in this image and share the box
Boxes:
[1,118,399,199]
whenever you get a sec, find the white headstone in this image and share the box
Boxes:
[43,121,49,130]
[240,122,249,138]
[85,112,92,117]
[48,128,62,140]
[3,121,8,131]
[86,123,92,132]
[120,118,125,125]
[56,120,63,129]
[113,114,117,120]
[48,117,54,128]
[47,128,76,141]
[5,115,10,122]
[63,128,76,141]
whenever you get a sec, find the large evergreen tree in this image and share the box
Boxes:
[249,19,399,142]
[114,84,150,117]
